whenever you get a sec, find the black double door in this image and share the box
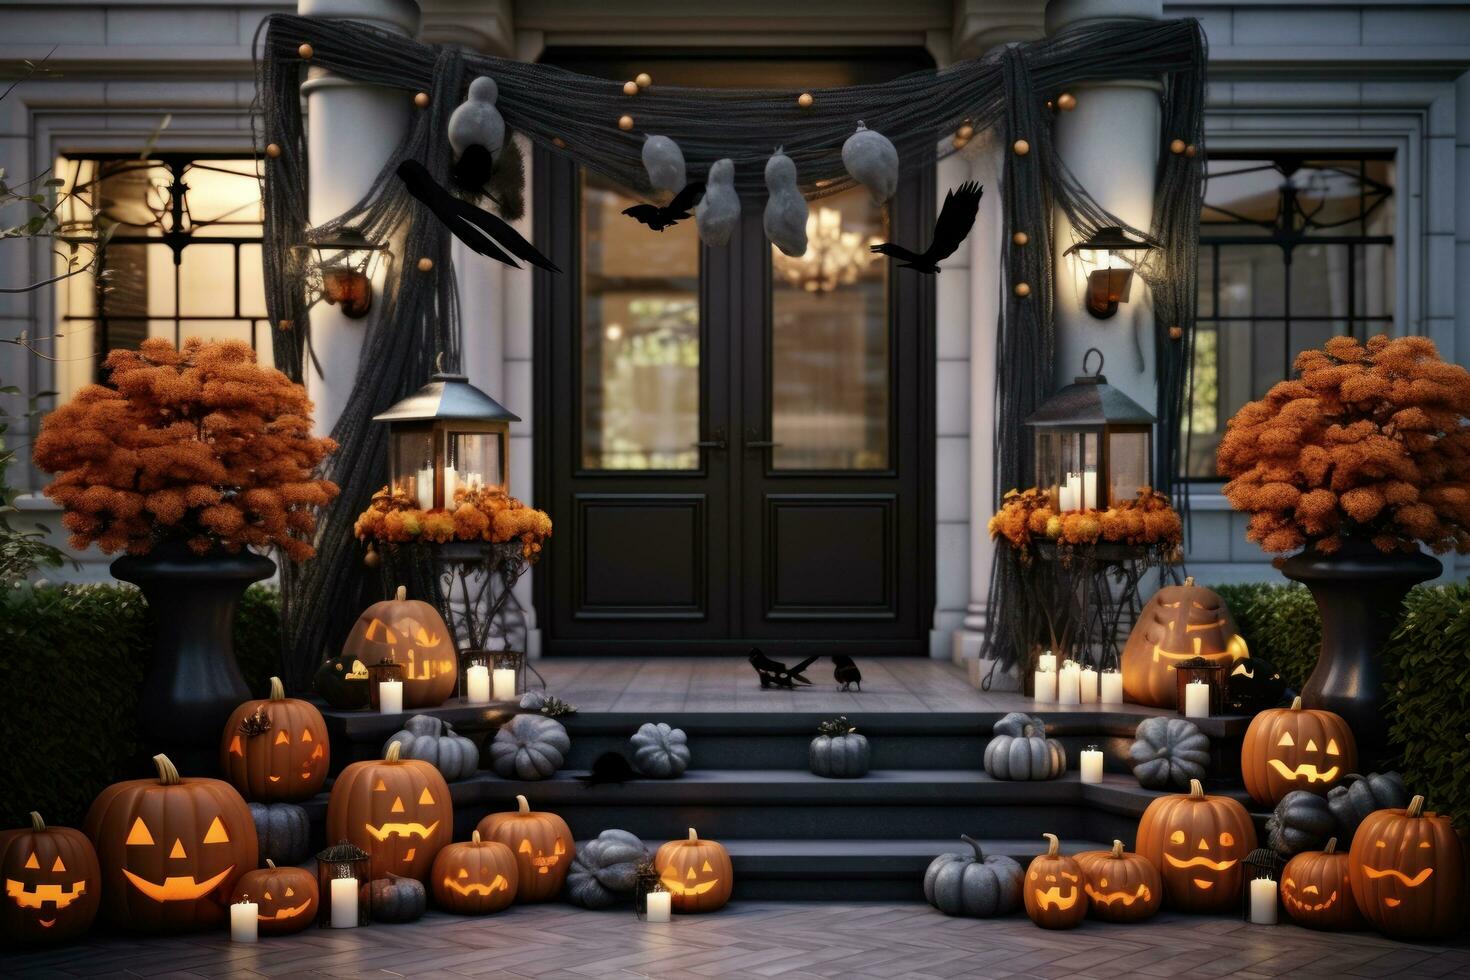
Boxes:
[535,148,934,656]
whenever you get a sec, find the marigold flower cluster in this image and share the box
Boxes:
[32,338,338,559]
[1217,335,1470,555]
[988,486,1182,552]
[354,483,552,560]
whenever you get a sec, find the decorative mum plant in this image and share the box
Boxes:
[354,482,552,560]
[32,338,338,559]
[988,485,1182,555]
[1217,335,1470,555]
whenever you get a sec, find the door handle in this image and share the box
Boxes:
[691,427,727,451]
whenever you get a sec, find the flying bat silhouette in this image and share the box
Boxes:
[870,181,983,273]
[622,181,706,232]
[832,655,863,692]
[396,159,559,273]
[748,648,819,690]
[578,751,639,787]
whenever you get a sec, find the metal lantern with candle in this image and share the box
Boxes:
[458,649,491,704]
[1172,656,1229,718]
[1063,225,1158,320]
[373,368,521,513]
[296,227,390,320]
[1243,847,1283,923]
[316,841,371,928]
[367,659,404,712]
[1025,348,1155,514]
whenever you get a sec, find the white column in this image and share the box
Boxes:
[300,0,420,437]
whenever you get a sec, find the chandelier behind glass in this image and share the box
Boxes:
[772,206,882,294]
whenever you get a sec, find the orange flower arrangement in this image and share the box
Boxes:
[32,338,339,559]
[354,483,552,560]
[989,486,1182,553]
[1217,335,1470,555]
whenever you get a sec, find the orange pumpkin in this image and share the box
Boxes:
[0,812,100,946]
[476,795,573,903]
[1241,696,1356,807]
[84,754,257,933]
[1348,795,1465,940]
[431,831,518,914]
[1024,833,1088,929]
[654,828,733,913]
[1136,778,1256,913]
[220,676,330,803]
[342,586,456,708]
[1075,839,1161,923]
[1122,578,1249,708]
[1281,838,1364,931]
[325,741,452,882]
[229,860,317,935]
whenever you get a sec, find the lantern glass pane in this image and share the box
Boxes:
[1035,430,1061,506]
[1054,431,1085,511]
[1081,432,1099,511]
[1108,429,1151,505]
[392,429,435,509]
[449,431,504,499]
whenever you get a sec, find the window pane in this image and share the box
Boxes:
[770,187,889,470]
[179,245,237,316]
[1290,243,1350,318]
[579,170,700,471]
[1196,245,1215,318]
[1356,243,1394,321]
[1217,244,1284,318]
[1186,323,1221,478]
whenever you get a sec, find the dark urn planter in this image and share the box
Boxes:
[1279,537,1439,767]
[111,541,276,776]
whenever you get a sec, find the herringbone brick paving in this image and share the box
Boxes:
[5,902,1468,979]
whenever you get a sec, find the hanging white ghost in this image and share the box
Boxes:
[448,76,506,164]
[695,159,740,247]
[642,134,687,194]
[842,122,898,205]
[763,147,808,257]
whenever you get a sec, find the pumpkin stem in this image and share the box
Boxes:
[472,830,481,844]
[688,828,698,842]
[1188,778,1205,799]
[395,585,407,601]
[269,676,286,700]
[1042,832,1059,857]
[266,859,277,869]
[385,742,403,763]
[152,753,182,786]
[1323,838,1337,854]
[1111,840,1124,859]
[28,812,45,833]
[1407,795,1425,818]
[516,794,530,814]
[960,834,984,861]
[1290,696,1302,711]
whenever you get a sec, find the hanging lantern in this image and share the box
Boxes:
[1063,226,1158,319]
[372,370,521,511]
[295,227,390,320]
[1025,348,1155,513]
[315,840,371,928]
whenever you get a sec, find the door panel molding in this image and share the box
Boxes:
[763,493,896,619]
[572,493,708,619]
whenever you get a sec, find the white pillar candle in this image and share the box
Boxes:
[443,466,458,505]
[1100,671,1123,705]
[415,465,435,510]
[1034,669,1057,702]
[492,668,517,701]
[230,900,258,942]
[1058,483,1076,512]
[1079,667,1099,704]
[378,679,403,715]
[1057,663,1081,705]
[465,665,490,705]
[645,890,672,923]
[1081,470,1098,510]
[1079,748,1104,784]
[1184,680,1210,718]
[330,877,358,928]
[1038,651,1057,674]
[1249,877,1278,924]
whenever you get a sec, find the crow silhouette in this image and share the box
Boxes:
[578,751,639,787]
[396,159,559,273]
[748,648,818,690]
[870,181,983,273]
[622,181,706,232]
[832,655,863,692]
[450,143,496,199]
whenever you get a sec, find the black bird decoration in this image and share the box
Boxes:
[396,159,560,273]
[870,181,983,274]
[748,648,819,690]
[832,655,863,693]
[578,751,639,787]
[622,181,706,232]
[449,143,497,199]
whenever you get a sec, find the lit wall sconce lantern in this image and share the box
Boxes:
[1064,226,1157,319]
[1025,348,1155,512]
[373,369,521,511]
[296,227,390,320]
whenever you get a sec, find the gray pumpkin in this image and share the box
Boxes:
[695,158,740,247]
[249,801,311,867]
[1128,717,1211,790]
[628,722,690,779]
[564,830,649,909]
[385,714,480,781]
[809,718,870,779]
[841,122,898,205]
[1326,771,1408,845]
[641,134,687,194]
[1267,790,1338,857]
[923,835,1024,917]
[489,713,570,780]
[763,147,808,257]
[370,873,427,923]
[983,712,1065,781]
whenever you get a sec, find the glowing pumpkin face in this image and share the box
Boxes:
[1135,778,1256,913]
[0,812,101,945]
[220,677,330,803]
[1347,795,1465,940]
[1074,840,1161,923]
[431,832,518,914]
[343,586,456,708]
[83,754,257,933]
[476,796,575,903]
[1241,697,1356,806]
[654,828,733,913]
[1122,578,1249,708]
[325,742,452,882]
[1280,838,1364,931]
[229,860,318,935]
[1023,833,1087,929]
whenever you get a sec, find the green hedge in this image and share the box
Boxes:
[0,584,281,828]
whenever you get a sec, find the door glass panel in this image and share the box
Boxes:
[580,170,700,470]
[770,185,889,470]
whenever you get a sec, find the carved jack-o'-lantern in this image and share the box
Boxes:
[431,831,518,915]
[0,812,100,946]
[476,796,574,903]
[343,586,456,709]
[220,677,330,803]
[84,754,257,933]
[326,742,452,882]
[1280,838,1365,931]
[1241,696,1357,807]
[1074,839,1161,923]
[229,860,318,936]
[1122,578,1249,708]
[1347,795,1465,940]
[654,828,733,913]
[1135,778,1256,913]
[1023,833,1088,929]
